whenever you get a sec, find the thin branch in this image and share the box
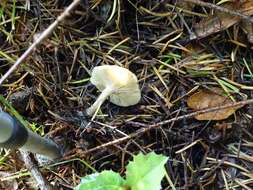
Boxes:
[0,0,81,86]
[65,98,253,158]
[20,151,53,190]
[182,0,253,23]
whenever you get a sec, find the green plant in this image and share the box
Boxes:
[75,152,168,190]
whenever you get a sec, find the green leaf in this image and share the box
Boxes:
[125,152,168,190]
[74,170,126,190]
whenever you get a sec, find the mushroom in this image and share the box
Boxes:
[86,65,141,116]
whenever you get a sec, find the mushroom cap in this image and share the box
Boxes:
[90,65,141,107]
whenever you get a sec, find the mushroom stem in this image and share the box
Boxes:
[86,86,114,116]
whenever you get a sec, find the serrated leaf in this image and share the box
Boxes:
[125,152,168,190]
[74,170,126,190]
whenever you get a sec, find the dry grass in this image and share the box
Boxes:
[0,0,253,189]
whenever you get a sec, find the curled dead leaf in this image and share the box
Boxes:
[187,88,242,120]
[193,0,253,39]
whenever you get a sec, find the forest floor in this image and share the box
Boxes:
[0,0,253,189]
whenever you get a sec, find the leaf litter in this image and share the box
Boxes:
[193,0,253,41]
[0,0,253,189]
[187,87,243,120]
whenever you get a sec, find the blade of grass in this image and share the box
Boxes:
[242,58,253,79]
[107,0,117,23]
[0,95,29,127]
[11,0,16,30]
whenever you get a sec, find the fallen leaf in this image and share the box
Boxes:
[193,0,253,39]
[187,88,242,120]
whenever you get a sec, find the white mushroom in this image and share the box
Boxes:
[86,65,141,116]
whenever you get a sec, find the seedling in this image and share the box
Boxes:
[86,65,141,116]
[75,152,169,190]
[0,111,62,160]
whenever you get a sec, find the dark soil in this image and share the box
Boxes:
[0,0,252,189]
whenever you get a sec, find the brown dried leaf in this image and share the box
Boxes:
[194,0,253,39]
[187,88,241,120]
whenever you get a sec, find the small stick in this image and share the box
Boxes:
[0,0,81,86]
[181,0,253,23]
[67,98,253,158]
[21,151,53,190]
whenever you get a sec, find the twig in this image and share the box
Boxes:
[20,151,53,190]
[0,0,81,86]
[182,0,253,23]
[66,98,253,158]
